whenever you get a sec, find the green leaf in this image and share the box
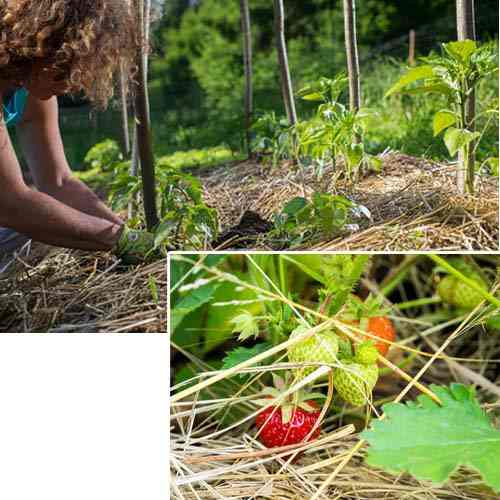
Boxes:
[401,83,454,97]
[230,311,259,341]
[301,92,325,102]
[385,65,435,97]
[433,110,456,136]
[221,343,272,377]
[148,276,159,304]
[444,40,477,63]
[345,143,364,167]
[362,384,500,492]
[171,282,220,332]
[444,127,481,156]
[282,197,308,217]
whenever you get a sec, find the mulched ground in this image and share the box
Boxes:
[0,249,167,333]
[199,152,499,251]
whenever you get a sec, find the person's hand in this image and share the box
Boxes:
[114,225,159,265]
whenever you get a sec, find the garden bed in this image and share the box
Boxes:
[200,152,498,251]
[0,247,167,333]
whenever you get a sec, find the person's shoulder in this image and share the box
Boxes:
[17,94,58,126]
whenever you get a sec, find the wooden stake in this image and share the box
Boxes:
[409,29,416,66]
[240,0,253,159]
[273,0,297,125]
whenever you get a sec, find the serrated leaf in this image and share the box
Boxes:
[230,312,259,341]
[362,384,500,493]
[385,65,435,97]
[433,110,456,136]
[171,282,220,332]
[221,343,272,377]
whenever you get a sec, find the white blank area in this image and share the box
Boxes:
[0,334,169,500]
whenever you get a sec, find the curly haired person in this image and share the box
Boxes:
[0,0,154,272]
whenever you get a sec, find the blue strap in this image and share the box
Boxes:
[2,88,29,127]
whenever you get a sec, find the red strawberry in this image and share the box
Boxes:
[256,400,321,448]
[255,375,323,448]
[364,316,396,356]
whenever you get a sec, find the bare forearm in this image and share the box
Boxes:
[41,176,123,226]
[1,187,123,251]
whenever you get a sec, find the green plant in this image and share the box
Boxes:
[386,40,498,193]
[270,193,371,247]
[362,384,500,492]
[252,111,293,166]
[81,140,219,250]
[295,75,382,180]
[153,167,218,250]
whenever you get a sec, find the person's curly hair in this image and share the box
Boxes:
[0,0,140,108]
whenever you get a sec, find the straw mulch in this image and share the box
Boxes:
[170,257,500,499]
[200,152,499,251]
[0,247,167,333]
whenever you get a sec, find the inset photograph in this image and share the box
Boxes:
[170,254,500,498]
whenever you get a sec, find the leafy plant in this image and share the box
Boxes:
[270,193,371,246]
[251,111,293,167]
[362,383,500,493]
[153,166,218,250]
[295,75,382,180]
[386,40,498,193]
[80,140,219,250]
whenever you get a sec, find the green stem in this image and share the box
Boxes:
[396,296,443,310]
[428,255,500,308]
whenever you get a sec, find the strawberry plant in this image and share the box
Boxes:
[171,254,500,496]
[386,40,498,194]
[270,193,371,247]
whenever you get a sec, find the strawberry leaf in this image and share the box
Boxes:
[230,311,260,341]
[362,384,500,493]
[222,343,271,378]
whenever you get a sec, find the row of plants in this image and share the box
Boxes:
[171,254,500,492]
[252,40,499,187]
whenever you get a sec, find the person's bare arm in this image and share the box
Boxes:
[16,95,123,226]
[0,111,122,250]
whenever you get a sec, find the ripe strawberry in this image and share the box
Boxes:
[355,341,379,365]
[255,377,323,448]
[332,362,378,406]
[364,316,396,356]
[255,400,321,448]
[437,264,488,310]
[341,295,395,356]
[287,325,339,378]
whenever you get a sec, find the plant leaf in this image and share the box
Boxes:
[444,127,481,156]
[230,311,259,341]
[222,343,272,377]
[362,384,500,492]
[385,65,435,97]
[171,282,220,332]
[433,110,456,136]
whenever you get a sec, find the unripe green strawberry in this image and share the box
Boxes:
[437,266,488,310]
[288,325,339,378]
[355,342,379,365]
[333,362,378,406]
